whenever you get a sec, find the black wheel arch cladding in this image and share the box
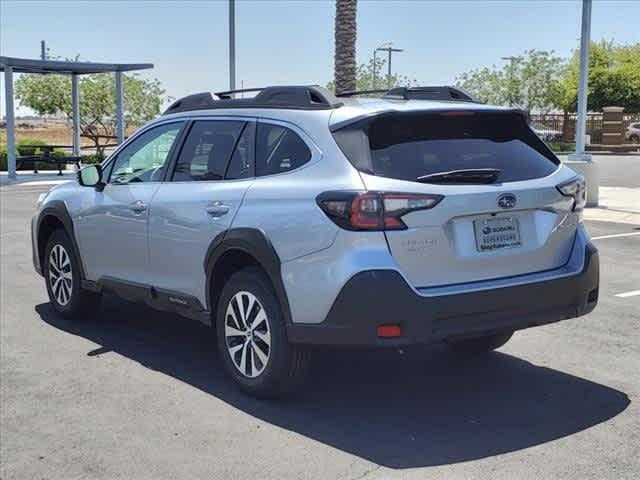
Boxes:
[204,227,293,325]
[37,200,87,280]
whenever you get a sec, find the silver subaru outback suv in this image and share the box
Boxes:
[32,85,599,397]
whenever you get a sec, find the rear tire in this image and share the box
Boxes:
[44,229,101,319]
[216,267,310,398]
[447,331,514,355]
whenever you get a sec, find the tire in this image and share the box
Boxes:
[216,267,310,398]
[44,229,101,319]
[630,135,639,144]
[447,331,514,355]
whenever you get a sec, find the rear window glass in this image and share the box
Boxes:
[332,112,559,183]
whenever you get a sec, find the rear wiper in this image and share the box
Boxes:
[416,168,501,184]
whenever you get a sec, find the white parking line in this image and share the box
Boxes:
[615,290,640,298]
[591,232,640,241]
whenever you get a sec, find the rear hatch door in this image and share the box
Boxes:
[332,109,579,288]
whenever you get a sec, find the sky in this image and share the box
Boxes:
[1,0,639,116]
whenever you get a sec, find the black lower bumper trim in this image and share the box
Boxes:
[287,243,599,347]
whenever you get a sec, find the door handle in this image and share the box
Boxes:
[206,201,231,217]
[128,200,148,214]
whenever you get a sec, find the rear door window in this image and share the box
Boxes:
[173,120,245,182]
[255,123,312,177]
[333,111,559,183]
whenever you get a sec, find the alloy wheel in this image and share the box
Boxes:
[49,244,73,306]
[224,291,271,378]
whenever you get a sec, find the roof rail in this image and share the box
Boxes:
[384,86,478,103]
[335,89,389,98]
[163,85,343,115]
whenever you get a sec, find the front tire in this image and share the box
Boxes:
[447,331,514,355]
[44,229,101,319]
[216,267,309,398]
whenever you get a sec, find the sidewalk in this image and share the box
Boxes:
[584,186,640,225]
[0,170,75,187]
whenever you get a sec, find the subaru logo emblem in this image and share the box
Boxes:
[498,193,517,209]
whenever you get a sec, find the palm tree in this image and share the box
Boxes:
[334,0,357,94]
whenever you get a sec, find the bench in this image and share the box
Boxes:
[16,145,82,176]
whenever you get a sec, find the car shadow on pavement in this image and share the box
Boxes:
[36,298,630,469]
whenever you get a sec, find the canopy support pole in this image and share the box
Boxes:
[115,71,124,144]
[4,65,16,180]
[71,73,80,158]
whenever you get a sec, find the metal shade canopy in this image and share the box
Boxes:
[1,56,154,180]
[0,56,153,75]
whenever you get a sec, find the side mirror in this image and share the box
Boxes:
[77,165,103,189]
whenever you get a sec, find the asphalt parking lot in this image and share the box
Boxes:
[1,177,639,479]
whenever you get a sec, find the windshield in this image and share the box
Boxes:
[332,111,559,183]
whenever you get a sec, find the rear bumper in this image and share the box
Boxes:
[287,241,599,347]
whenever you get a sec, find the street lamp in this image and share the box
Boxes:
[373,43,403,89]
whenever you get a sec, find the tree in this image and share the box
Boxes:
[456,49,563,112]
[550,41,640,139]
[587,42,640,112]
[15,72,166,157]
[334,0,358,94]
[327,57,417,93]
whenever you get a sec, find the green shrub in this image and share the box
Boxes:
[16,139,48,156]
[547,142,575,152]
[80,154,105,165]
[1,139,71,171]
[0,146,7,171]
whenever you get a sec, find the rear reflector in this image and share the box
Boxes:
[377,324,402,338]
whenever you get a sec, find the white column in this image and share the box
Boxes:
[4,66,16,180]
[71,73,80,157]
[115,71,124,144]
[575,0,592,158]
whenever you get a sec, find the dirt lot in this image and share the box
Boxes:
[0,120,138,149]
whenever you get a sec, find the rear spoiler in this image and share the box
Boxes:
[330,108,531,133]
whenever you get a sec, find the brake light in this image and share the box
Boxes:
[439,111,475,116]
[316,191,443,231]
[557,176,586,211]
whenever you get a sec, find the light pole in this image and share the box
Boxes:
[575,0,592,158]
[567,0,598,207]
[372,42,389,89]
[373,43,403,89]
[229,0,236,92]
[501,56,518,107]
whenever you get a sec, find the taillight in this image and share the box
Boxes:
[557,176,586,211]
[316,191,443,231]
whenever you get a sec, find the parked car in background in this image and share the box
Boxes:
[626,122,640,143]
[531,122,562,142]
[31,85,599,397]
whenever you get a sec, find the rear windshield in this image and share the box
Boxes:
[332,111,559,183]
